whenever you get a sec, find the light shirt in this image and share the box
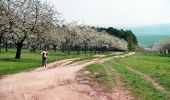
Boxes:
[41,51,48,58]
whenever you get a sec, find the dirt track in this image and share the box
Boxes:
[0,53,135,100]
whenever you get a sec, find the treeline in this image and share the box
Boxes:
[0,0,137,59]
[96,27,138,51]
[153,38,170,54]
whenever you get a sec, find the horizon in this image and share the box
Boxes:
[45,0,170,28]
[95,23,170,36]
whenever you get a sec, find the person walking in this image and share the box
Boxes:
[41,49,48,68]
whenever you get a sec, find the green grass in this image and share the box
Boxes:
[83,64,113,91]
[115,52,170,92]
[109,61,167,100]
[82,52,170,100]
[0,48,102,76]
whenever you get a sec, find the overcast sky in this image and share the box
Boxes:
[46,0,170,27]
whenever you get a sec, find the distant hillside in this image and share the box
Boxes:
[129,24,170,48]
[131,24,170,36]
[102,24,170,48]
[136,35,170,48]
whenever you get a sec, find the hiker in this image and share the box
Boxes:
[41,49,48,68]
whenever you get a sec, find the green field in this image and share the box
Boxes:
[82,52,170,100]
[1,48,170,99]
[0,48,105,76]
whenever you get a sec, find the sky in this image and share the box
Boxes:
[44,0,170,27]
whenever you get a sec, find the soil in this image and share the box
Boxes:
[0,52,135,100]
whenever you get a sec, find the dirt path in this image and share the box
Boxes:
[0,52,135,100]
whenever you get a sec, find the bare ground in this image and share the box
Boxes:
[0,53,135,100]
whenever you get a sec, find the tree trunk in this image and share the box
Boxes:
[77,46,80,54]
[15,42,23,59]
[95,47,97,54]
[61,45,65,52]
[33,48,36,53]
[5,42,8,52]
[77,50,80,54]
[53,45,57,52]
[98,47,101,53]
[89,47,92,53]
[84,43,87,54]
[67,45,70,55]
[0,37,2,52]
[102,47,104,53]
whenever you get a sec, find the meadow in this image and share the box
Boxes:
[1,48,170,100]
[0,48,106,76]
[82,52,170,100]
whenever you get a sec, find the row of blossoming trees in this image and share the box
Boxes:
[0,0,128,59]
[153,38,170,54]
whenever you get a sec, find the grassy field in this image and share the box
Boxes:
[115,52,170,92]
[82,52,170,100]
[0,48,107,76]
[1,48,170,99]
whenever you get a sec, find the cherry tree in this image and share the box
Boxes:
[154,38,170,54]
[0,1,10,52]
[27,2,61,52]
[1,0,61,58]
[3,0,40,59]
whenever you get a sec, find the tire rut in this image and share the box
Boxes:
[126,66,170,99]
[102,63,134,100]
[112,61,170,99]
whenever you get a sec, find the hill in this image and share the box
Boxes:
[130,24,170,48]
[131,24,170,36]
[136,35,170,48]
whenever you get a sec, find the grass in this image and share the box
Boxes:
[0,48,104,76]
[1,48,169,99]
[82,64,113,91]
[115,52,170,92]
[109,61,167,100]
[81,52,169,100]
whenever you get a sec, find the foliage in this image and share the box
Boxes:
[82,52,169,100]
[0,48,99,76]
[153,38,170,52]
[115,52,170,92]
[0,0,137,59]
[96,27,138,51]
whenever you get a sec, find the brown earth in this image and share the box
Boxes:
[0,53,135,100]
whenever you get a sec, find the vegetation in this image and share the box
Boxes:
[96,27,138,51]
[81,52,170,100]
[154,37,170,54]
[0,48,104,76]
[115,52,170,92]
[0,0,131,60]
[84,64,112,91]
[0,0,140,60]
[1,0,169,100]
